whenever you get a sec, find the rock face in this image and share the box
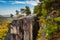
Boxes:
[5,15,37,40]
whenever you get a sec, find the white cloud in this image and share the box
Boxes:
[11,1,26,4]
[26,1,39,6]
[0,0,40,6]
[11,0,40,6]
[26,0,41,6]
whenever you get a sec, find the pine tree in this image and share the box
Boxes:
[25,6,31,15]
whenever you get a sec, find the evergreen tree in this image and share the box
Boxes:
[16,10,19,16]
[10,14,13,18]
[25,6,31,15]
[20,9,25,13]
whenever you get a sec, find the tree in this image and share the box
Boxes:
[16,10,19,16]
[20,9,25,13]
[33,5,39,14]
[35,0,60,40]
[25,6,31,15]
[10,14,13,18]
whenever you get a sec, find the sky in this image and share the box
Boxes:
[0,0,39,15]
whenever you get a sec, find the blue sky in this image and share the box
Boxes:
[0,0,39,15]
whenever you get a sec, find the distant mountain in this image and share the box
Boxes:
[0,15,16,22]
[0,15,10,17]
[2,15,16,17]
[0,15,10,21]
[2,15,10,17]
[0,15,4,17]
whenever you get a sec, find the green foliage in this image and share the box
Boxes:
[0,28,8,40]
[54,17,60,21]
[45,23,57,39]
[10,14,13,18]
[33,5,40,14]
[34,0,60,40]
[41,9,47,16]
[33,4,42,17]
[25,6,31,15]
[0,19,10,40]
[20,8,25,13]
[16,10,19,15]
[20,9,25,11]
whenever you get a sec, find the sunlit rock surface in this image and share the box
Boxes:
[5,14,37,40]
